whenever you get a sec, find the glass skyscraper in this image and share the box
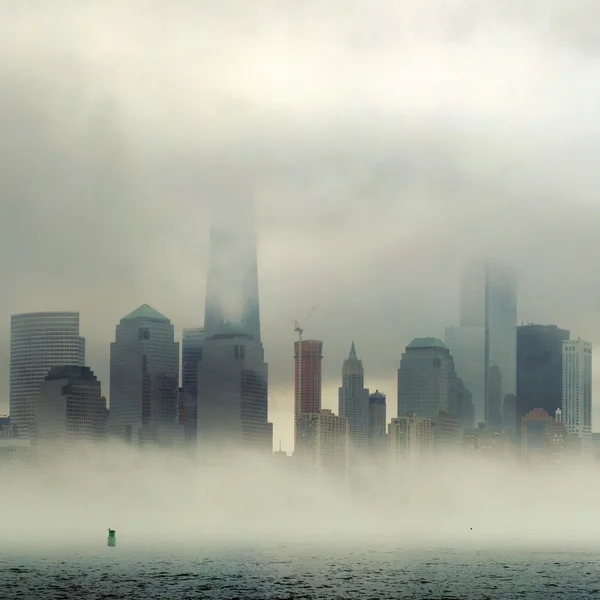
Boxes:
[10,312,85,438]
[197,222,272,454]
[181,327,204,443]
[446,260,517,429]
[109,304,180,446]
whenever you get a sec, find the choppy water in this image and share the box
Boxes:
[3,544,600,599]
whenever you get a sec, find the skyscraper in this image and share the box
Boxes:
[36,365,107,453]
[296,409,349,479]
[338,342,369,456]
[181,327,204,442]
[109,304,180,446]
[294,339,323,448]
[197,221,272,453]
[516,324,569,435]
[368,390,387,457]
[10,312,85,438]
[448,260,517,429]
[562,339,592,455]
[389,414,434,467]
[397,338,459,420]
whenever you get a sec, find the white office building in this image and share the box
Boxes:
[562,339,592,455]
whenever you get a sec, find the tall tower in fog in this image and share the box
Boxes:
[10,312,86,438]
[338,342,369,456]
[197,203,272,453]
[446,260,517,428]
[109,305,180,445]
[294,340,323,448]
[562,339,592,455]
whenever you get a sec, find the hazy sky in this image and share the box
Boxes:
[1,1,600,452]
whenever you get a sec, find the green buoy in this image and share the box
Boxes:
[107,528,116,547]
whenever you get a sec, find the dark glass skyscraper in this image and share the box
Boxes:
[197,220,272,454]
[516,324,569,435]
[181,327,204,443]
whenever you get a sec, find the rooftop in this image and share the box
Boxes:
[122,304,169,323]
[406,337,449,351]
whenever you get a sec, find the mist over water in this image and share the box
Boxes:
[3,445,599,553]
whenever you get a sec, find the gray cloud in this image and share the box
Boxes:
[1,1,600,450]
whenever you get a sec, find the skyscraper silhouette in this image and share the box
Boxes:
[197,206,272,453]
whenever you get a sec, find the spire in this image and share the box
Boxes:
[349,341,357,360]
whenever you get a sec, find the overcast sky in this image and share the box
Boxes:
[1,1,600,452]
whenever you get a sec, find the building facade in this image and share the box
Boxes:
[397,337,459,420]
[448,260,517,429]
[294,339,323,448]
[338,341,369,457]
[36,365,107,454]
[368,390,387,458]
[10,312,85,438]
[516,324,570,436]
[388,414,434,467]
[181,327,204,443]
[296,409,349,479]
[109,304,180,446]
[197,220,272,454]
[562,339,592,455]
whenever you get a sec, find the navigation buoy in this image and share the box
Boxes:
[108,529,116,547]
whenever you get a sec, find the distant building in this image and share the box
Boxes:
[502,394,517,439]
[445,325,485,425]
[181,328,204,443]
[388,414,434,467]
[448,260,517,429]
[516,324,569,437]
[10,312,85,438]
[432,411,463,457]
[368,390,387,458]
[296,409,349,479]
[338,342,370,457]
[294,340,323,449]
[521,408,553,460]
[562,339,592,455]
[397,337,459,420]
[456,378,475,429]
[109,304,180,446]
[36,365,107,454]
[197,222,272,454]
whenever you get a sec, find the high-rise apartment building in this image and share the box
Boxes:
[368,390,387,457]
[10,312,85,438]
[388,414,434,467]
[447,260,517,428]
[197,222,272,453]
[562,339,592,455]
[338,342,369,456]
[397,338,459,420]
[36,366,107,453]
[109,304,180,446]
[296,409,349,478]
[181,327,204,442]
[294,339,323,447]
[516,324,569,435]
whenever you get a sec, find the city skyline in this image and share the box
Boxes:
[2,4,600,455]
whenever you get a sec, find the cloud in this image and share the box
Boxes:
[1,1,600,451]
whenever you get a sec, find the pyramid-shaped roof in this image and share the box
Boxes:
[122,304,169,323]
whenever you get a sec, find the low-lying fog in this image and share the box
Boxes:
[2,445,599,552]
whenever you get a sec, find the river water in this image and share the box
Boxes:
[3,542,599,599]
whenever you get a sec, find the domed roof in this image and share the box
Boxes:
[406,337,449,351]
